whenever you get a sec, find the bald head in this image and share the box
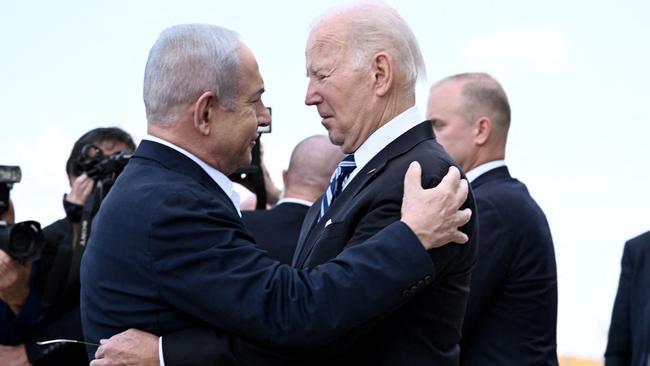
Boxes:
[427,73,511,172]
[283,135,344,202]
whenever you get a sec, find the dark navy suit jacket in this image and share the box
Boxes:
[605,230,650,366]
[162,121,478,366]
[242,202,309,265]
[460,166,558,366]
[80,140,435,361]
[289,121,478,366]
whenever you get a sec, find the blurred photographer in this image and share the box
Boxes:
[0,127,135,366]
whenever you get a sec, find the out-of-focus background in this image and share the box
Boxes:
[2,1,649,363]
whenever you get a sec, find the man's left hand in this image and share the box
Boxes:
[0,344,31,366]
[91,328,159,366]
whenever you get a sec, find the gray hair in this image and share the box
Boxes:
[143,24,242,126]
[314,2,426,93]
[439,73,511,137]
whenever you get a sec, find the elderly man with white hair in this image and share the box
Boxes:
[86,3,477,366]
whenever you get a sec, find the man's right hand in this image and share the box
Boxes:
[91,328,159,366]
[65,173,95,206]
[400,162,471,250]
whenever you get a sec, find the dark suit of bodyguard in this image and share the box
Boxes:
[605,230,650,366]
[427,73,559,365]
[80,23,473,364]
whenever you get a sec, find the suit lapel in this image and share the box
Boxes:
[292,203,322,267]
[292,121,435,268]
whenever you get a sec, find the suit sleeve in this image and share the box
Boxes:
[604,242,633,366]
[149,189,433,351]
[0,266,45,345]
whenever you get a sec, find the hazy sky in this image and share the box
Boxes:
[1,0,649,360]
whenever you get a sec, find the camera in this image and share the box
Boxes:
[75,144,131,185]
[0,165,21,214]
[0,220,45,262]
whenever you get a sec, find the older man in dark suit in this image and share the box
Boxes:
[242,135,343,264]
[81,22,474,366]
[427,72,558,365]
[289,3,478,364]
[605,230,650,366]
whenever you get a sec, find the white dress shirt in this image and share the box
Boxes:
[276,197,313,207]
[344,105,424,189]
[465,160,506,183]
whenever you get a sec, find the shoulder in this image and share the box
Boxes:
[624,230,650,258]
[475,177,546,220]
[386,138,457,184]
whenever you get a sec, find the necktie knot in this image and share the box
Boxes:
[320,154,356,219]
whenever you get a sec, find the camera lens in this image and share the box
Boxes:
[0,221,44,261]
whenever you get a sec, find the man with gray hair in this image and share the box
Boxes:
[148,3,477,365]
[81,21,473,366]
[427,72,558,365]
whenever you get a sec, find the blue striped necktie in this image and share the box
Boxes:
[320,154,356,219]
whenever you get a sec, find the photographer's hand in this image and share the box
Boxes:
[0,250,31,314]
[65,173,95,206]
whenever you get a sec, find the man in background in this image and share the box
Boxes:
[427,72,558,365]
[605,230,650,366]
[243,134,343,264]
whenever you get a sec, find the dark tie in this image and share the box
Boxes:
[320,154,356,219]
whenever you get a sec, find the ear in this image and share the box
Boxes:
[372,52,393,97]
[282,169,289,187]
[193,91,216,136]
[474,117,492,145]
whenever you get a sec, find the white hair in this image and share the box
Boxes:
[143,24,242,126]
[313,1,426,92]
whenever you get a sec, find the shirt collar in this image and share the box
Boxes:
[347,106,423,185]
[142,134,241,215]
[465,160,506,183]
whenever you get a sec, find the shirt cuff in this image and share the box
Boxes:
[158,336,165,366]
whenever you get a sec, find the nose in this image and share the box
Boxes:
[304,79,322,106]
[256,102,271,127]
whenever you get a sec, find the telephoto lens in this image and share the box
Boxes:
[0,220,45,262]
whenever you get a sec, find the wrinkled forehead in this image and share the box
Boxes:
[306,17,350,56]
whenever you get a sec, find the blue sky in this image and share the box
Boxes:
[1,0,649,359]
